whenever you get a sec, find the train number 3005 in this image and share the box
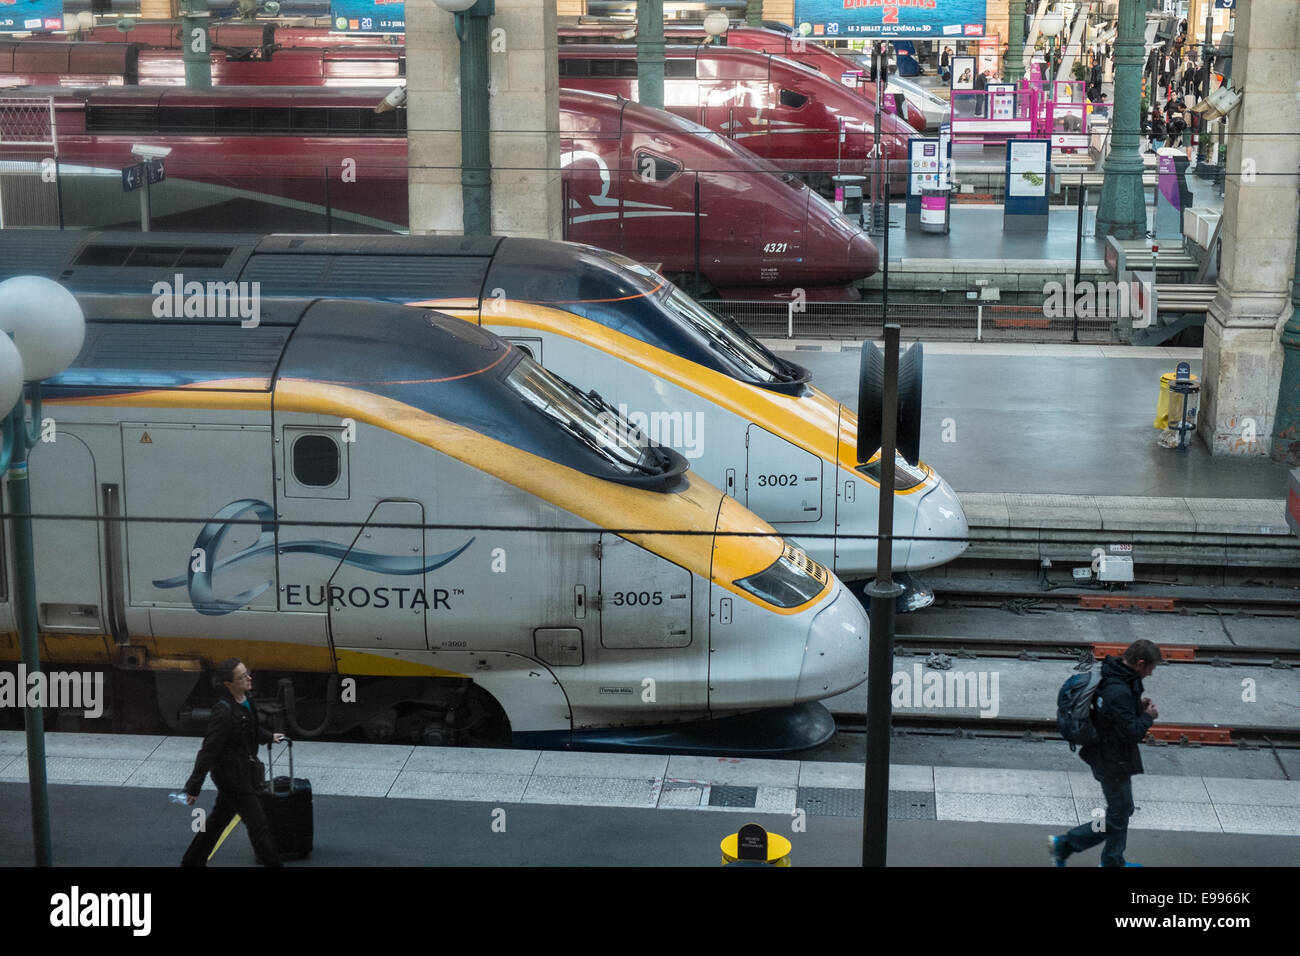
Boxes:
[762,242,789,253]
[612,591,664,606]
[757,473,799,487]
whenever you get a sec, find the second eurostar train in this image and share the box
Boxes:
[9,290,867,751]
[0,230,970,598]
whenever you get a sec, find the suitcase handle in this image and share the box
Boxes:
[266,738,293,784]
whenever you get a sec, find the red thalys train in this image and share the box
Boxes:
[557,44,912,194]
[557,23,930,132]
[0,84,875,299]
[3,38,911,195]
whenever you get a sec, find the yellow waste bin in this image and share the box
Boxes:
[721,829,792,866]
[1155,371,1198,429]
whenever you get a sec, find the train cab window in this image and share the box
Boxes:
[779,89,809,109]
[284,428,350,500]
[292,435,339,487]
[665,60,697,78]
[363,109,404,132]
[634,151,681,183]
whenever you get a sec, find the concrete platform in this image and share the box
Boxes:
[2,732,1298,857]
[775,344,1293,500]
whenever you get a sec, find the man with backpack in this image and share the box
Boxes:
[1050,640,1162,867]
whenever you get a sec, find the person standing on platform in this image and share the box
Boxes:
[1049,640,1162,867]
[180,658,287,867]
[973,69,987,117]
[940,46,951,82]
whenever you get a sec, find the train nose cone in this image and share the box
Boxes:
[795,585,869,700]
[908,477,969,569]
[848,231,879,278]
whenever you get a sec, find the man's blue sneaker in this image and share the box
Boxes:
[1048,835,1067,866]
[1100,862,1144,867]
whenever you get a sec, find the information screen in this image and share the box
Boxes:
[793,0,988,39]
[0,0,63,33]
[330,0,404,34]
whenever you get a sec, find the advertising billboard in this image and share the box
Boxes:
[0,0,63,33]
[793,0,988,39]
[330,0,404,35]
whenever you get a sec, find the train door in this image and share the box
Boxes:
[275,424,427,651]
[120,423,278,631]
[26,435,105,652]
[592,533,705,713]
[745,424,823,523]
[621,133,690,267]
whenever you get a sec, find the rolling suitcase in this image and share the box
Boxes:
[259,739,313,859]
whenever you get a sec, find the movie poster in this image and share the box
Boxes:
[793,0,988,39]
[0,0,63,33]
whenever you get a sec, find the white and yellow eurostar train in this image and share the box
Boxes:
[0,231,969,604]
[5,292,867,751]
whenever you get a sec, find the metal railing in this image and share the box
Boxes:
[705,299,1117,344]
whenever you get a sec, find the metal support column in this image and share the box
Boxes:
[455,0,495,237]
[636,0,665,110]
[1095,0,1146,241]
[1272,211,1300,465]
[179,0,212,89]
[1005,0,1026,84]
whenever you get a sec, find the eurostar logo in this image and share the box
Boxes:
[153,499,473,616]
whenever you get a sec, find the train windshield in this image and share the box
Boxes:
[657,284,791,385]
[505,354,672,478]
[490,239,811,394]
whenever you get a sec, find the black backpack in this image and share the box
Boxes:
[1056,670,1102,751]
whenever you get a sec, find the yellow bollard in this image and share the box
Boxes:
[721,824,792,866]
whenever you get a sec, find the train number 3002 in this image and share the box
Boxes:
[612,591,664,606]
[762,242,789,253]
[757,473,799,487]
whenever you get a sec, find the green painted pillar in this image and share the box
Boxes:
[1096,0,1146,241]
[179,0,212,89]
[747,0,763,28]
[1005,0,1025,84]
[457,0,494,237]
[1272,215,1300,465]
[636,0,665,110]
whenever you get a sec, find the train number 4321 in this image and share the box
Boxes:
[762,242,788,253]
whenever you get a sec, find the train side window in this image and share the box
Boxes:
[292,108,329,131]
[665,60,696,78]
[559,59,591,77]
[293,435,339,487]
[363,109,403,132]
[215,107,253,133]
[634,151,682,183]
[253,107,292,132]
[779,89,809,109]
[158,107,214,132]
[86,106,158,133]
[328,109,362,132]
